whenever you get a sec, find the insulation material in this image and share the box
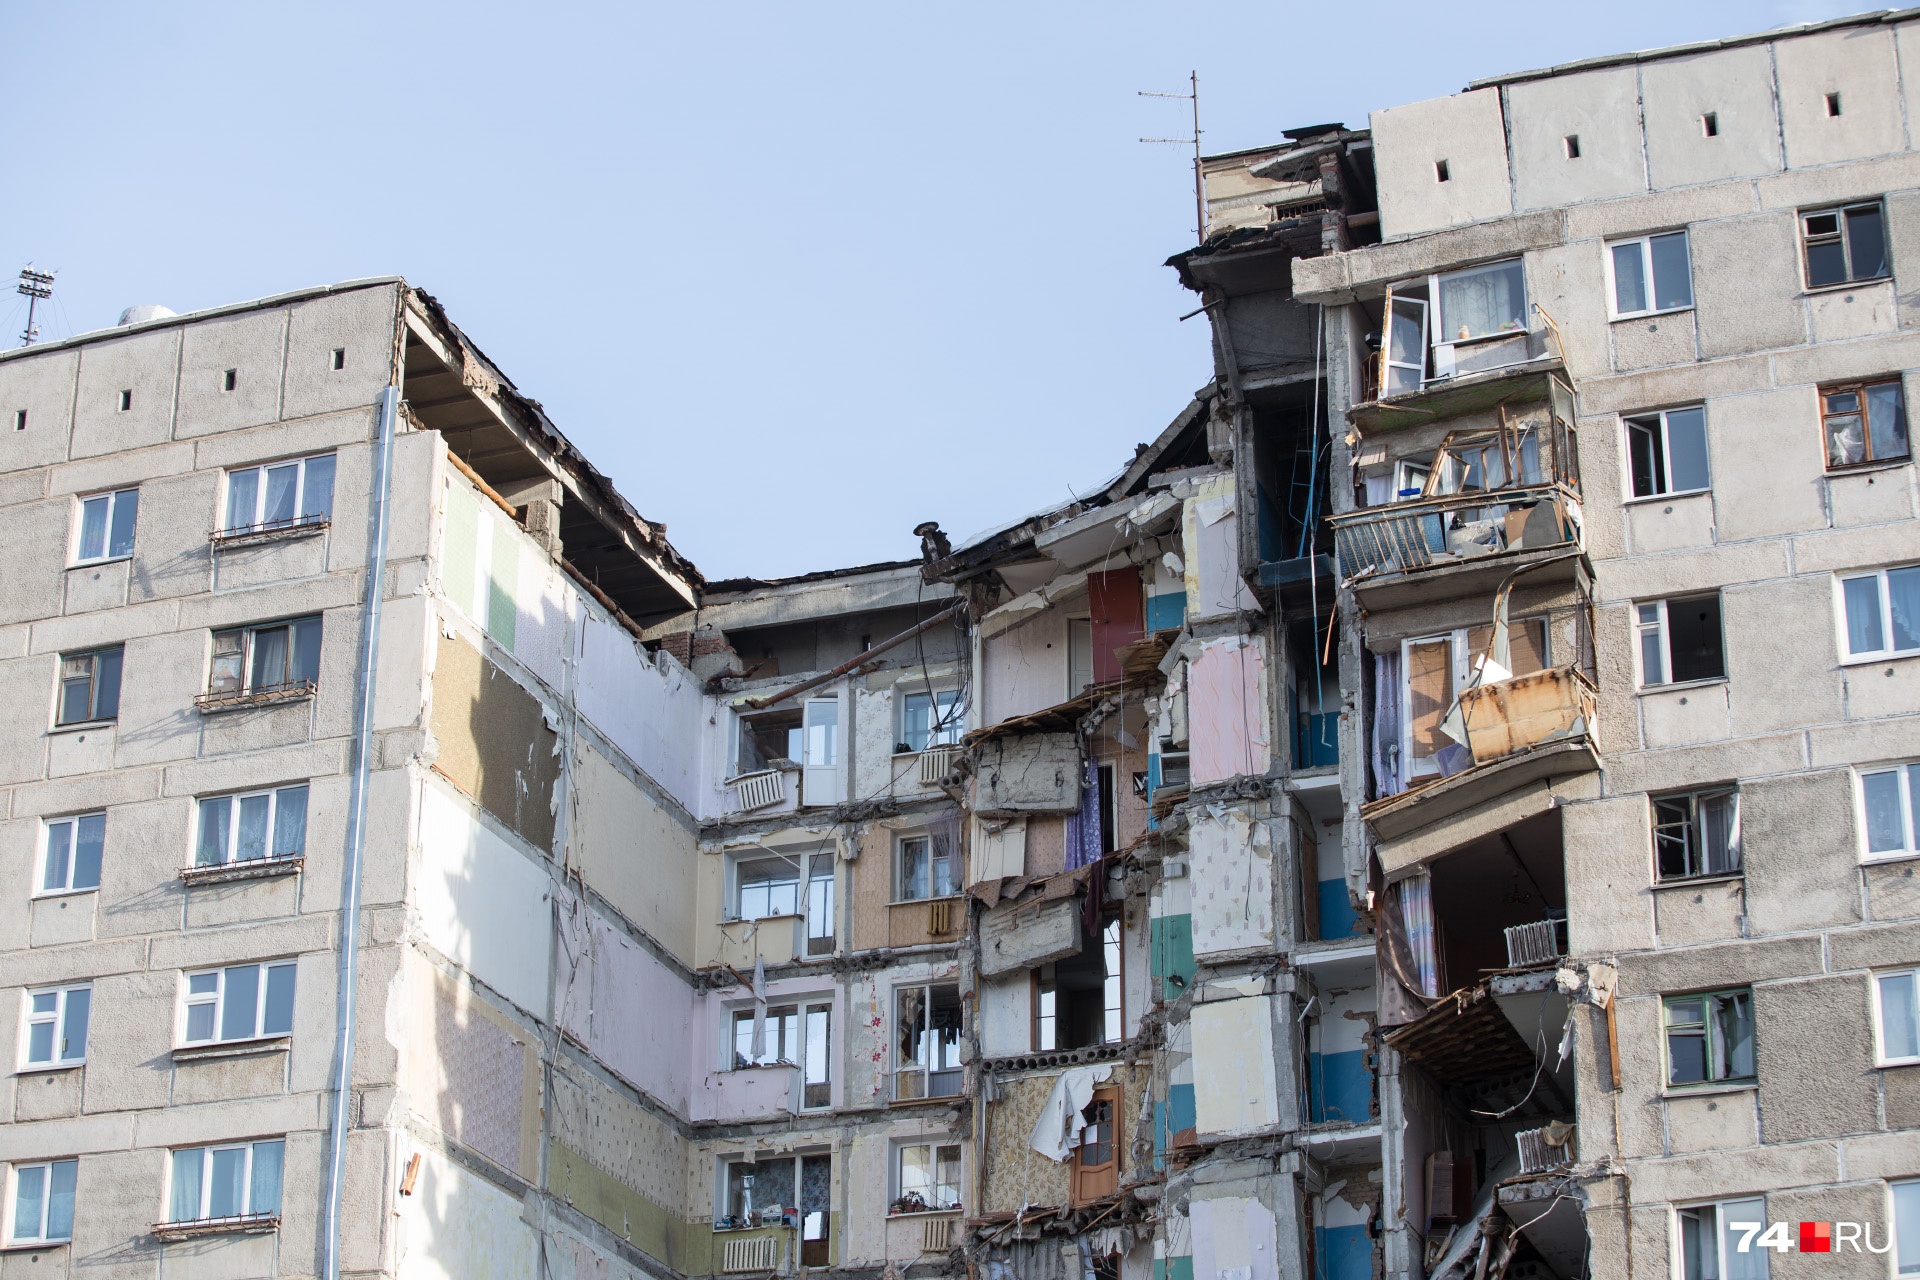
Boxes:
[1182,476,1259,619]
[1187,638,1270,785]
[979,894,1080,977]
[1190,1196,1279,1280]
[430,634,561,854]
[440,478,521,653]
[1190,996,1276,1136]
[1186,808,1274,959]
[577,613,706,814]
[397,1147,540,1280]
[418,781,553,1016]
[970,817,1027,885]
[555,903,694,1113]
[975,733,1082,813]
[981,609,1068,726]
[515,542,577,695]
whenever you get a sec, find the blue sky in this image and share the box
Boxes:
[3,1,1869,578]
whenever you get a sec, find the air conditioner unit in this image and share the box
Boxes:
[731,770,785,813]
[929,899,956,937]
[722,1236,780,1273]
[922,1217,953,1253]
[918,744,961,785]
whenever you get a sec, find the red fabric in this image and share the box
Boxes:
[1088,568,1144,685]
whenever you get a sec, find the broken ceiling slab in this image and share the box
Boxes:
[1383,981,1536,1088]
[1368,742,1601,877]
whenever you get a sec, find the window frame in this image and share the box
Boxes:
[1604,230,1694,320]
[891,1140,962,1215]
[1858,761,1920,863]
[1662,987,1756,1090]
[1651,787,1742,882]
[1673,1196,1769,1280]
[894,830,959,904]
[194,785,309,868]
[1399,620,1553,779]
[55,646,123,727]
[20,984,90,1070]
[166,1139,284,1225]
[1892,1178,1920,1276]
[1621,406,1711,501]
[6,1158,77,1245]
[726,998,833,1108]
[177,961,298,1048]
[70,486,139,566]
[893,982,963,1101]
[1837,565,1920,663]
[37,812,105,897]
[1071,1084,1122,1206]
[1801,200,1891,289]
[206,617,323,699]
[1820,377,1911,470]
[1633,594,1727,689]
[218,453,337,537]
[1873,967,1920,1067]
[897,687,963,754]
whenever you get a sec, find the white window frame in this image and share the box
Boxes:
[1066,615,1094,699]
[726,998,833,1109]
[1634,594,1725,689]
[729,850,803,923]
[178,961,297,1047]
[194,785,309,867]
[1892,1178,1920,1276]
[1858,761,1920,863]
[1672,1196,1768,1280]
[167,1140,283,1224]
[715,1151,828,1228]
[894,831,959,903]
[893,982,963,1101]
[5,1158,77,1245]
[1621,406,1711,502]
[219,453,337,535]
[1837,566,1920,663]
[70,487,139,566]
[37,812,105,897]
[897,687,963,754]
[891,1140,962,1215]
[1604,230,1694,320]
[21,984,90,1069]
[1873,967,1920,1067]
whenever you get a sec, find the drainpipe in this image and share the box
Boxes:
[321,385,399,1280]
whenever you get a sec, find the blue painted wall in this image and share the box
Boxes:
[1316,880,1358,940]
[1146,592,1188,633]
[1308,1049,1372,1125]
[1314,1225,1371,1280]
[1151,914,1194,1001]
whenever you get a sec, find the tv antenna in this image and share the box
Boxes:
[1140,71,1204,246]
[17,266,54,347]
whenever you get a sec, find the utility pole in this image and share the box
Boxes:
[1140,71,1205,246]
[17,267,54,346]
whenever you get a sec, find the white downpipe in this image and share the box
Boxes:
[322,385,398,1279]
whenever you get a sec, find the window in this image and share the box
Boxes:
[893,1142,960,1214]
[1434,160,1450,183]
[39,813,104,894]
[1102,919,1123,1042]
[730,1002,831,1107]
[56,647,122,727]
[1702,112,1719,137]
[1875,969,1920,1065]
[1822,379,1910,469]
[1434,259,1528,344]
[1803,202,1889,288]
[899,689,962,753]
[806,859,834,957]
[1826,91,1843,117]
[208,617,322,697]
[1635,594,1725,686]
[1067,616,1094,697]
[73,488,138,564]
[167,1140,282,1224]
[894,983,962,1100]
[8,1160,76,1245]
[1653,788,1741,880]
[1071,1086,1121,1205]
[1664,989,1755,1087]
[22,985,89,1067]
[1894,1179,1920,1275]
[733,855,799,921]
[721,1153,830,1231]
[221,454,336,535]
[180,962,296,1045]
[331,348,346,371]
[1861,761,1920,859]
[195,786,307,867]
[1676,1198,1768,1280]
[1563,134,1580,159]
[896,831,957,902]
[734,707,801,775]
[1035,918,1126,1052]
[1840,565,1920,660]
[1608,231,1693,317]
[221,369,237,392]
[116,390,131,413]
[1624,406,1710,498]
[1401,621,1551,779]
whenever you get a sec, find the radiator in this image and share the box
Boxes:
[929,899,957,936]
[1504,918,1566,969]
[922,1217,953,1252]
[918,745,960,785]
[721,1236,780,1273]
[1516,1124,1574,1174]
[731,770,785,812]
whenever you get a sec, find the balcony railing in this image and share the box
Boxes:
[1330,485,1579,583]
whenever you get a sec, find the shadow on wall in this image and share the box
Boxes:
[430,634,561,855]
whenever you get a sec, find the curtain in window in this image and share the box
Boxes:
[273,787,307,857]
[1397,871,1439,998]
[1438,262,1526,342]
[170,1150,203,1222]
[1064,758,1101,870]
[1370,651,1401,799]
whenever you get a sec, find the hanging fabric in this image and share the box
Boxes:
[1064,757,1101,871]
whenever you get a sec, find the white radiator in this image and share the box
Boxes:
[1504,919,1565,969]
[922,1217,953,1252]
[918,745,960,785]
[1516,1124,1574,1174]
[722,1236,780,1273]
[731,770,785,812]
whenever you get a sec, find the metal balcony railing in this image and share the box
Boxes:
[1330,485,1579,583]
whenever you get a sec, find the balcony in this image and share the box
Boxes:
[1352,329,1567,436]
[1330,486,1580,611]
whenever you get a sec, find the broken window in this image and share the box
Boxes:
[1840,565,1920,660]
[209,617,322,697]
[898,688,962,753]
[893,1142,961,1214]
[1663,988,1754,1087]
[1653,787,1740,880]
[893,982,962,1100]
[1822,378,1910,469]
[1034,917,1125,1051]
[733,855,800,921]
[896,831,958,902]
[1625,406,1710,497]
[1399,621,1549,780]
[222,453,335,535]
[196,785,308,867]
[73,487,138,564]
[734,708,802,776]
[1875,968,1920,1066]
[1803,201,1889,288]
[181,961,296,1045]
[57,647,122,726]
[1861,761,1920,859]
[731,1000,831,1105]
[1428,425,1542,496]
[39,813,104,895]
[1675,1197,1768,1280]
[1608,230,1693,317]
[1635,593,1724,686]
[1382,293,1427,397]
[1070,1085,1121,1204]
